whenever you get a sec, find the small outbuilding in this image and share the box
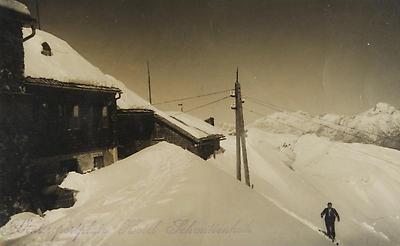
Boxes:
[115,87,225,160]
[154,112,225,159]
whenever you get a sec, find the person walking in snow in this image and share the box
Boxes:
[321,202,340,241]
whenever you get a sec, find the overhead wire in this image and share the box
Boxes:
[171,96,231,116]
[153,89,232,105]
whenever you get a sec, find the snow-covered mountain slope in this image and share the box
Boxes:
[212,128,400,246]
[1,143,330,246]
[252,102,400,150]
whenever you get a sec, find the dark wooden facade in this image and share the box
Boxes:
[116,109,155,159]
[24,77,120,159]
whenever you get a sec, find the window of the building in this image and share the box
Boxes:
[102,106,108,117]
[58,105,63,117]
[71,105,80,129]
[101,106,109,128]
[73,105,79,117]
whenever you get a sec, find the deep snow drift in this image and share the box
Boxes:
[1,143,330,246]
[252,102,400,150]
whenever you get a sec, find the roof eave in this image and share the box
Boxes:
[0,5,36,27]
[24,77,122,94]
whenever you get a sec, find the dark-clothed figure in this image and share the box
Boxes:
[321,202,340,241]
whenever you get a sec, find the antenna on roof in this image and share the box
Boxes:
[147,61,152,104]
[35,0,41,29]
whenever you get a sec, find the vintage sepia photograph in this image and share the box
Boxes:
[1,0,400,245]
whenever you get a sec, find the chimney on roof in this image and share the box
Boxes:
[205,117,215,126]
[41,42,52,56]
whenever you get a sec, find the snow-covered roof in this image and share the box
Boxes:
[23,28,118,88]
[0,0,30,16]
[22,28,154,109]
[167,111,224,139]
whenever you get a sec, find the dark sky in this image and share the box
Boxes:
[20,0,400,123]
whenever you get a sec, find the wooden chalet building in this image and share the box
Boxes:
[0,0,123,221]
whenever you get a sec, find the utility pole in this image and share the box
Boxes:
[35,0,41,29]
[231,68,251,186]
[232,69,242,181]
[147,61,152,104]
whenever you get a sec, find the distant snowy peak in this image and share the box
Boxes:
[253,103,400,150]
[366,102,397,115]
[348,103,400,136]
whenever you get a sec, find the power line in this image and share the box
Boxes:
[153,89,231,105]
[171,96,231,115]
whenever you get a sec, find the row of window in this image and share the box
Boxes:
[71,105,109,130]
[40,103,110,130]
[70,105,108,117]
